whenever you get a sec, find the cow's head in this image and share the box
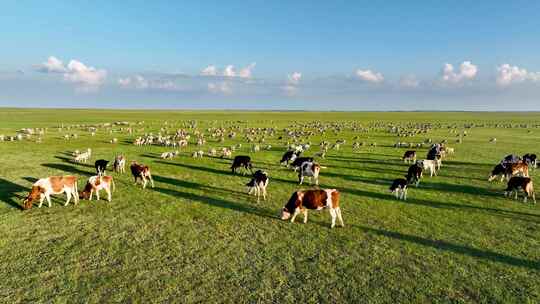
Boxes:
[280,208,291,220]
[22,186,44,210]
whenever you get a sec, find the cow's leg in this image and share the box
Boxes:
[38,193,45,208]
[96,189,100,201]
[394,191,399,199]
[142,176,147,189]
[403,188,407,200]
[46,194,52,208]
[64,191,71,206]
[149,174,155,188]
[290,209,301,223]
[298,175,304,185]
[106,187,111,202]
[336,208,344,227]
[89,189,93,200]
[262,186,267,201]
[329,208,337,228]
[303,209,308,224]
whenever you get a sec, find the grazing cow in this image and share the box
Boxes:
[221,148,232,158]
[402,150,416,163]
[523,154,537,169]
[246,170,269,202]
[23,176,79,209]
[130,161,155,189]
[280,189,344,228]
[95,159,109,176]
[80,175,115,202]
[113,155,126,173]
[74,148,92,163]
[504,176,536,203]
[231,155,253,174]
[280,150,300,166]
[389,178,408,200]
[418,159,438,177]
[298,161,321,185]
[488,164,509,182]
[192,150,204,158]
[406,163,423,187]
[290,156,314,171]
[161,151,179,159]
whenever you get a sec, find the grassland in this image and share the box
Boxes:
[0,108,539,303]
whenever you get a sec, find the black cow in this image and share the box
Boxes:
[95,159,109,176]
[402,150,416,163]
[406,163,423,187]
[501,154,521,167]
[231,155,253,174]
[290,157,314,171]
[488,164,509,182]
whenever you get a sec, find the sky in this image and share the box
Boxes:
[1,1,540,110]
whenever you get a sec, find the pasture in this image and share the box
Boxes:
[0,109,539,303]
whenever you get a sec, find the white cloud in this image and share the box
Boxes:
[287,72,302,85]
[36,56,67,73]
[208,82,232,94]
[36,56,107,91]
[64,60,107,88]
[496,64,540,87]
[441,61,478,84]
[201,65,217,76]
[282,72,302,95]
[399,74,419,88]
[238,62,256,78]
[117,75,185,91]
[356,69,384,83]
[200,63,256,79]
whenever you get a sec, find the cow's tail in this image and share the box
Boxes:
[319,166,328,169]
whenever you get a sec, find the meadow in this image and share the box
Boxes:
[0,109,539,303]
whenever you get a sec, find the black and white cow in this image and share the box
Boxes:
[406,163,423,187]
[95,159,109,176]
[246,170,269,202]
[280,150,300,166]
[290,157,314,171]
[523,154,537,169]
[389,178,407,200]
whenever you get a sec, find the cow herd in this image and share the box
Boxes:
[18,122,538,229]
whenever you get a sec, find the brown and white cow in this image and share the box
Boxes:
[130,161,154,189]
[280,189,344,228]
[507,162,529,178]
[113,155,126,173]
[23,176,79,209]
[80,175,115,202]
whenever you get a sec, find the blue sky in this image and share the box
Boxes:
[1,1,540,110]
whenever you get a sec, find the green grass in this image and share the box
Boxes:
[0,109,539,303]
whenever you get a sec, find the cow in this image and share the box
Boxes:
[507,162,529,178]
[74,148,92,163]
[406,163,423,187]
[130,161,155,189]
[504,176,536,203]
[523,154,537,169]
[94,159,109,176]
[389,178,408,200]
[280,150,300,166]
[501,154,521,167]
[22,176,79,209]
[231,155,253,174]
[290,157,314,171]
[488,164,509,182]
[161,151,179,159]
[113,155,126,173]
[402,150,416,163]
[298,161,321,185]
[280,189,344,228]
[79,175,115,202]
[418,159,438,177]
[246,170,269,202]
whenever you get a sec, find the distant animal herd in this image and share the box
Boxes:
[7,120,537,228]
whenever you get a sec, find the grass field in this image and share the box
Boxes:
[0,109,539,303]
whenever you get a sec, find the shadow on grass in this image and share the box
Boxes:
[41,163,93,176]
[152,175,276,219]
[0,178,26,210]
[358,225,540,270]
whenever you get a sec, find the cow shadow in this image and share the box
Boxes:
[0,178,26,210]
[41,163,94,176]
[140,153,162,160]
[156,160,232,176]
[357,225,540,270]
[54,155,94,168]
